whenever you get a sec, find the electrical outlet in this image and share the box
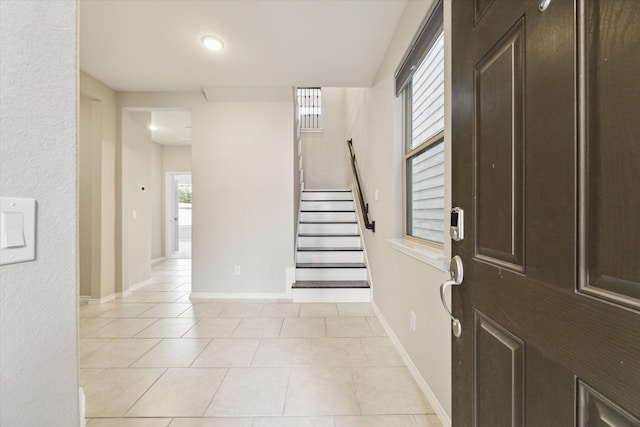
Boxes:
[234,265,241,275]
[410,311,416,331]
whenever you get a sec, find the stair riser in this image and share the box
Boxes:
[296,251,364,264]
[299,211,357,222]
[296,268,368,281]
[299,223,359,235]
[301,201,354,211]
[292,288,371,303]
[298,236,361,248]
[302,192,353,201]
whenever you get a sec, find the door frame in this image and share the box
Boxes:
[165,171,191,259]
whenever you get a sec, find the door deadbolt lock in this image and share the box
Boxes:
[450,207,464,241]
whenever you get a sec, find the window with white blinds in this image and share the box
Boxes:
[404,28,445,246]
[411,32,445,150]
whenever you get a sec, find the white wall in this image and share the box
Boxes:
[79,94,94,297]
[345,0,453,423]
[118,91,294,296]
[301,87,350,189]
[121,110,153,289]
[163,145,192,172]
[0,0,80,425]
[79,71,118,300]
[151,142,164,259]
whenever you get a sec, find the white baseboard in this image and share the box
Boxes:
[79,295,90,303]
[129,278,153,292]
[87,293,116,305]
[190,292,291,300]
[372,301,452,427]
[151,257,166,266]
[79,387,86,427]
[116,278,153,299]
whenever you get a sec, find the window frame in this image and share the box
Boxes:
[401,81,447,250]
[297,87,323,132]
[401,27,446,249]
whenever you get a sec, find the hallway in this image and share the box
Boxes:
[80,260,442,426]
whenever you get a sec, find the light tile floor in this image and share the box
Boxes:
[81,259,443,427]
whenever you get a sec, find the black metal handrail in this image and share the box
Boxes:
[347,139,375,232]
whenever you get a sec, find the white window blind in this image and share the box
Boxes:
[409,140,445,243]
[405,28,445,246]
[411,32,445,150]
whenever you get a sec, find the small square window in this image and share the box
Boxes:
[297,87,322,130]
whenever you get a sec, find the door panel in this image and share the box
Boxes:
[452,0,640,425]
[580,0,640,307]
[473,0,495,25]
[473,18,525,272]
[578,382,640,427]
[474,311,524,427]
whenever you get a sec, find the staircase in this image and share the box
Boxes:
[293,190,371,302]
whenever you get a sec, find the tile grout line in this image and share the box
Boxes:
[126,337,164,368]
[187,337,213,368]
[281,366,294,418]
[180,317,202,338]
[200,367,231,418]
[247,336,262,368]
[121,367,168,418]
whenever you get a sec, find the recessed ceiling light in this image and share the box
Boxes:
[149,124,158,131]
[201,35,224,52]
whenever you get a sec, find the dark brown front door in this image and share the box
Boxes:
[451,0,640,425]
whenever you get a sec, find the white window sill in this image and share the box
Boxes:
[301,128,323,133]
[388,238,449,272]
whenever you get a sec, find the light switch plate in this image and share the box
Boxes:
[1,197,36,265]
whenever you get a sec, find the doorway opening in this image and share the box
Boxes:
[167,173,192,259]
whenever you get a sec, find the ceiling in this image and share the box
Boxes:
[79,0,409,92]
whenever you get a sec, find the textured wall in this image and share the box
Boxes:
[0,1,80,425]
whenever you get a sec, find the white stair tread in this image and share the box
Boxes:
[293,280,370,289]
[297,263,366,268]
[297,247,363,251]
